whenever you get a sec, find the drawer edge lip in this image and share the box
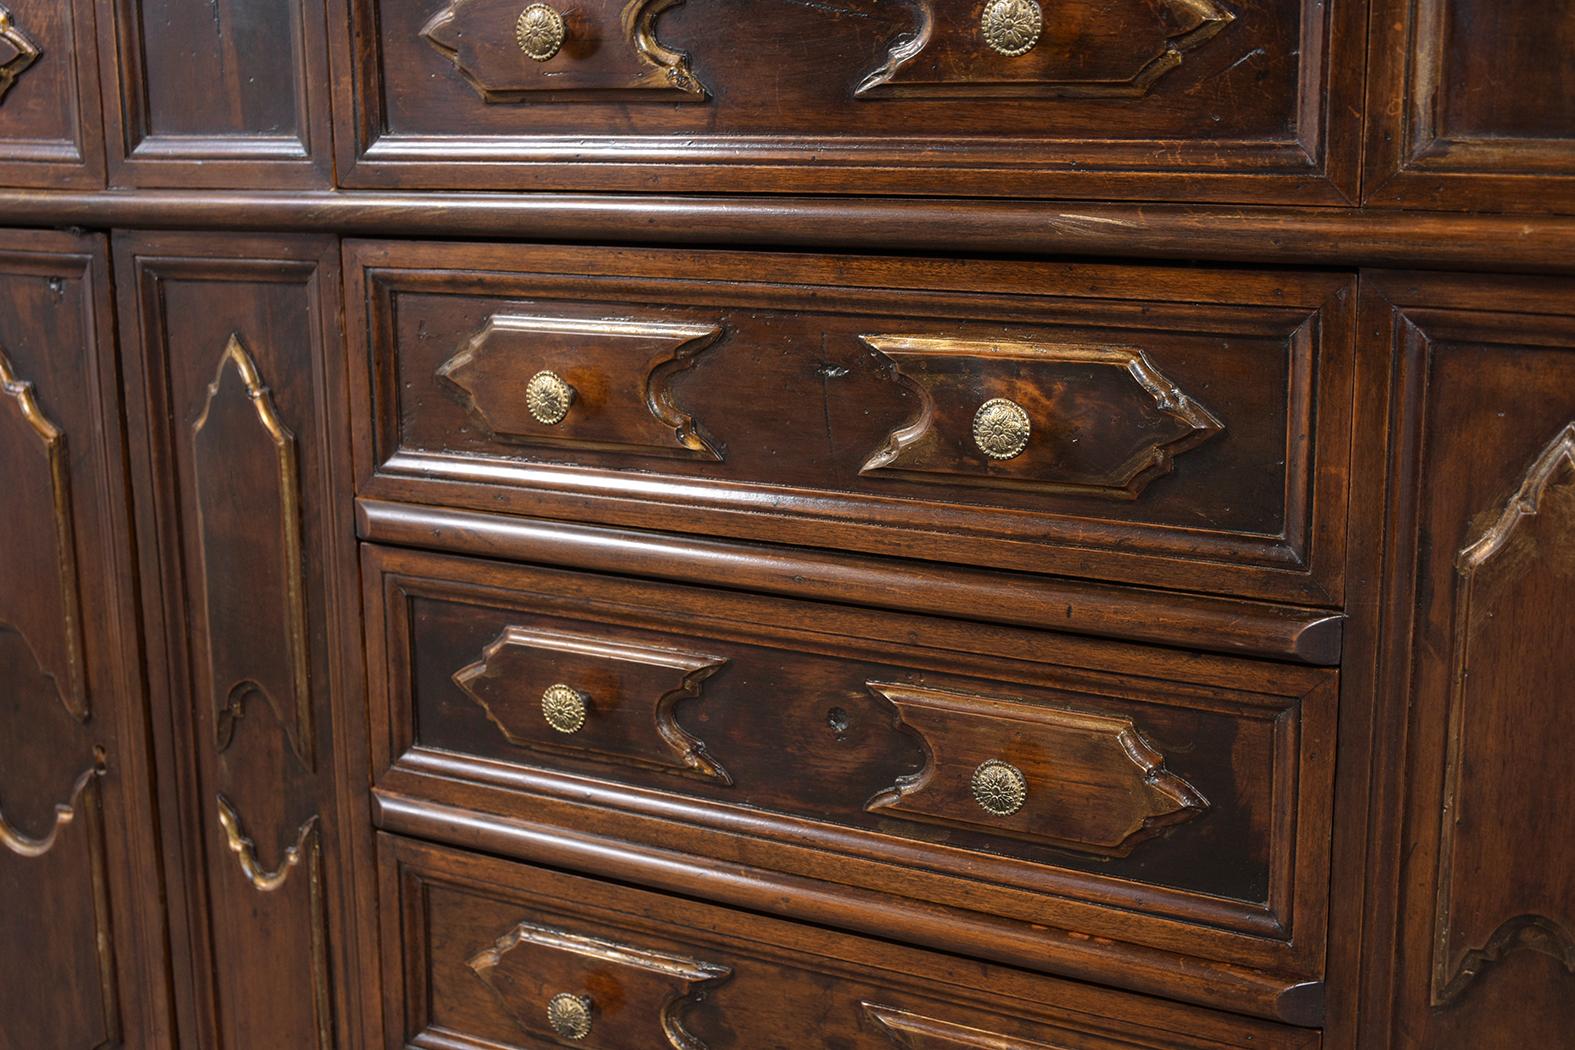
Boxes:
[2,189,1574,272]
[355,498,1344,665]
[373,790,1326,1029]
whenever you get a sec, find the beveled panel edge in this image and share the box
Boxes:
[373,791,1326,1028]
[0,190,1572,272]
[356,498,1342,665]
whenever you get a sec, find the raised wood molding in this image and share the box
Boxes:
[862,1002,1064,1049]
[437,314,724,460]
[1364,0,1575,211]
[451,625,731,782]
[358,498,1344,664]
[858,0,1236,100]
[467,919,730,1047]
[0,346,87,720]
[866,682,1208,857]
[0,3,40,103]
[422,0,707,103]
[3,191,1575,272]
[1432,422,1575,1004]
[861,336,1222,499]
[193,334,316,771]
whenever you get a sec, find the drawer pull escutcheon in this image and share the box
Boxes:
[526,369,576,424]
[546,992,593,1039]
[541,683,588,734]
[982,0,1043,57]
[515,3,566,61]
[971,759,1028,816]
[972,398,1031,460]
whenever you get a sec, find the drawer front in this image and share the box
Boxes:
[349,243,1355,605]
[334,0,1361,202]
[366,545,1336,981]
[381,835,1321,1050]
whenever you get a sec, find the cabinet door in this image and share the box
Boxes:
[0,229,170,1046]
[1357,272,1575,1048]
[95,0,333,187]
[0,0,105,186]
[116,232,376,1049]
[1363,0,1575,211]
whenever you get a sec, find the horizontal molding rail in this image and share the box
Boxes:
[2,188,1572,272]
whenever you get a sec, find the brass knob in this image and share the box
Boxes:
[516,3,566,61]
[972,397,1030,460]
[546,992,593,1039]
[525,369,575,424]
[541,683,588,734]
[971,759,1027,816]
[982,0,1043,57]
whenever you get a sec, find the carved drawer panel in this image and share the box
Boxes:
[349,242,1355,605]
[382,835,1321,1050]
[333,0,1362,201]
[366,544,1338,990]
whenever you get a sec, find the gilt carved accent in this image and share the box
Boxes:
[0,5,40,104]
[453,626,731,782]
[193,335,314,770]
[422,0,707,103]
[438,314,725,460]
[862,1002,1064,1048]
[0,627,103,858]
[867,682,1206,857]
[0,347,87,721]
[469,920,731,1049]
[216,795,319,893]
[861,336,1222,499]
[858,0,1235,99]
[1432,423,1575,1004]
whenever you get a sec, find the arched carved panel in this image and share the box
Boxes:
[1432,423,1575,1003]
[0,347,86,721]
[192,334,314,770]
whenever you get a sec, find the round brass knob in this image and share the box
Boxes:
[516,3,566,62]
[982,0,1043,57]
[541,684,588,734]
[971,759,1027,816]
[525,369,575,425]
[546,992,593,1039]
[972,397,1031,460]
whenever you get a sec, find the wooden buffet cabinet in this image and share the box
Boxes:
[1,1,1572,1048]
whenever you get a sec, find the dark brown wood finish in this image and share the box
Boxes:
[363,545,1337,1002]
[1364,0,1575,213]
[95,0,334,186]
[380,834,1322,1050]
[1354,272,1575,1049]
[0,228,171,1048]
[348,241,1356,605]
[1,4,1571,1047]
[114,232,376,1049]
[330,0,1364,202]
[0,0,105,188]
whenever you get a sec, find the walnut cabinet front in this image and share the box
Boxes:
[0,1,1572,1048]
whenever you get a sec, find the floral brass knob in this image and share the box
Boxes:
[525,369,575,424]
[972,397,1031,460]
[971,759,1028,816]
[981,0,1043,57]
[541,684,588,734]
[515,3,566,61]
[547,992,593,1039]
